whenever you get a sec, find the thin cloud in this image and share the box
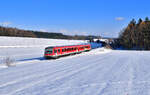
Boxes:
[115,17,125,21]
[59,29,68,34]
[0,22,12,26]
[39,29,48,32]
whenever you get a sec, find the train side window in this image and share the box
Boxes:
[64,48,66,52]
[54,50,57,53]
[58,49,60,53]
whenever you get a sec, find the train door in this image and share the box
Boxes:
[57,49,61,55]
[54,49,57,56]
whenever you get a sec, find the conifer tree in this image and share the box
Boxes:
[145,17,150,22]
[118,17,150,50]
[137,18,143,25]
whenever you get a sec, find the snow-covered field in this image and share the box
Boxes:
[0,37,85,65]
[0,37,150,95]
[0,36,85,47]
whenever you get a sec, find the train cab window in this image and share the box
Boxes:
[46,51,53,54]
[45,48,53,54]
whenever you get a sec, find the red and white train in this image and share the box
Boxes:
[44,44,91,59]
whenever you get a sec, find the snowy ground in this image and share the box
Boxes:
[0,37,85,65]
[0,36,85,47]
[0,37,150,95]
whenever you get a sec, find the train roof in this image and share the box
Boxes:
[45,44,90,49]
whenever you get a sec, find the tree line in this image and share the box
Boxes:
[0,26,100,40]
[0,26,36,37]
[117,17,150,50]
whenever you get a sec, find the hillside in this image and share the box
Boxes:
[0,37,85,64]
[0,26,100,40]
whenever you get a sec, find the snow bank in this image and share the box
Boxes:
[86,47,111,55]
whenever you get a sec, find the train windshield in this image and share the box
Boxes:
[45,48,53,54]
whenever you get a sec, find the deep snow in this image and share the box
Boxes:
[0,37,150,95]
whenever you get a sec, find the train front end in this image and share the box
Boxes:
[44,47,56,59]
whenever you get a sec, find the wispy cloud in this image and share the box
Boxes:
[115,17,125,21]
[0,21,12,26]
[59,29,68,34]
[39,29,48,32]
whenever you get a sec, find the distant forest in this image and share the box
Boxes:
[0,26,99,40]
[116,17,150,50]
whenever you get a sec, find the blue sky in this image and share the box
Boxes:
[0,0,150,37]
